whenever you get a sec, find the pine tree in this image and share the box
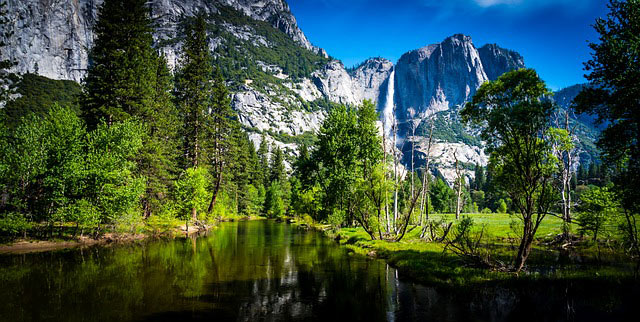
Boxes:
[473,163,485,191]
[257,134,270,188]
[588,161,597,180]
[225,126,251,214]
[207,67,235,213]
[138,55,180,216]
[175,14,213,169]
[83,0,180,217]
[270,145,286,184]
[83,0,157,126]
[247,138,261,186]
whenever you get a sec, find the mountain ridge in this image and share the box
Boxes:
[0,0,597,183]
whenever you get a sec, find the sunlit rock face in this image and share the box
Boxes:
[309,58,393,106]
[393,34,524,121]
[0,0,324,82]
[2,0,533,182]
[349,57,394,104]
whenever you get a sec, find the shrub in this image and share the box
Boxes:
[0,213,32,237]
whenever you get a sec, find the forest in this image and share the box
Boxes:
[0,0,639,283]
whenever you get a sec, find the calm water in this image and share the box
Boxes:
[0,220,637,321]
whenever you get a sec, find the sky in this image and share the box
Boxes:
[287,0,610,90]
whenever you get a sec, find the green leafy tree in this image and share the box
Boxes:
[462,68,558,272]
[311,100,383,227]
[1,106,86,223]
[174,167,210,223]
[574,0,640,263]
[84,120,146,226]
[264,180,284,218]
[576,186,618,241]
[430,178,454,214]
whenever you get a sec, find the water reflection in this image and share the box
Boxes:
[0,221,637,322]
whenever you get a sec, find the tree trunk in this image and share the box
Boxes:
[393,120,398,229]
[514,231,534,272]
[383,132,390,234]
[454,151,464,220]
[207,168,224,213]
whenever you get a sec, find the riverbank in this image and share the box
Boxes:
[0,215,267,254]
[319,214,638,287]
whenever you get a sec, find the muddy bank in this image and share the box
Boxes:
[0,223,215,255]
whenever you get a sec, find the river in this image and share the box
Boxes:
[0,220,636,321]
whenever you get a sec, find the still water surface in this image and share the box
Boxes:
[0,220,636,321]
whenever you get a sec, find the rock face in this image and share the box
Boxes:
[0,0,324,82]
[349,57,394,104]
[477,44,525,81]
[2,0,543,183]
[310,58,393,106]
[394,34,524,121]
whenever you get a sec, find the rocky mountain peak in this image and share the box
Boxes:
[0,0,324,81]
[478,43,525,80]
[394,34,488,119]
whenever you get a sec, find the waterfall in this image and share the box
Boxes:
[383,68,396,139]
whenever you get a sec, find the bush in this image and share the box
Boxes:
[146,204,180,235]
[497,199,508,214]
[481,208,493,214]
[0,213,32,237]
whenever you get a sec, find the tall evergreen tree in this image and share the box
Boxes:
[257,134,270,187]
[207,68,235,213]
[175,14,213,170]
[473,163,485,191]
[270,145,286,185]
[138,55,180,216]
[83,0,180,217]
[83,0,157,125]
[225,126,251,214]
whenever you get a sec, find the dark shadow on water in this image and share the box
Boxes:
[1,220,638,322]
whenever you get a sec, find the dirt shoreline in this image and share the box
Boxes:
[0,224,214,255]
[0,217,271,255]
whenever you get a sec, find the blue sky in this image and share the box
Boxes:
[288,0,609,90]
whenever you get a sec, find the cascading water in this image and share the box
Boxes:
[382,68,396,139]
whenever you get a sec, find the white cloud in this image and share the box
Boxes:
[473,0,521,7]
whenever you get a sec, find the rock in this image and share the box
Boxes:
[349,57,394,104]
[395,34,493,120]
[0,0,322,81]
[311,58,393,106]
[477,43,525,81]
[311,60,359,105]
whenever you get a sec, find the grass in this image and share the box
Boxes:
[325,213,638,288]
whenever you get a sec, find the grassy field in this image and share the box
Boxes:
[326,213,636,287]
